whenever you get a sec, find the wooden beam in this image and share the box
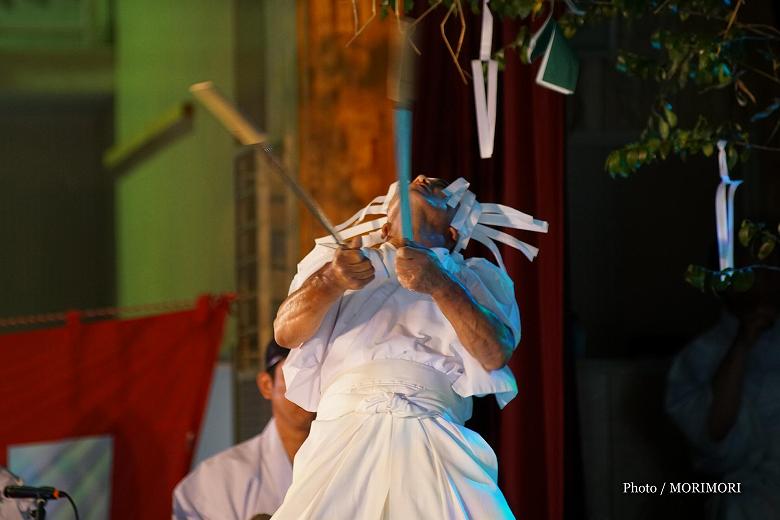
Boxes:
[103,102,194,175]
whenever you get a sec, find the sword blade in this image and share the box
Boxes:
[390,20,416,242]
[256,143,345,246]
[394,108,413,242]
[190,81,345,246]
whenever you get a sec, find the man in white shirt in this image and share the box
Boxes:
[272,176,547,519]
[172,341,315,519]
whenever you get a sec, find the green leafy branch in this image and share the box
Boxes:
[738,218,779,260]
[378,0,780,177]
[686,219,780,294]
[604,111,750,177]
[581,0,780,176]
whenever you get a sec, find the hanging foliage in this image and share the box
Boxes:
[593,1,780,177]
[686,219,780,294]
[360,1,780,177]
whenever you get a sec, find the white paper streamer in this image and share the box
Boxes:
[715,140,743,271]
[471,0,498,159]
[314,178,549,273]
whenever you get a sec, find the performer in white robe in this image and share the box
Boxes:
[272,176,548,519]
[173,342,315,519]
[666,300,780,519]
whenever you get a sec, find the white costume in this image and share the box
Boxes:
[172,418,292,519]
[273,179,547,519]
[666,314,780,519]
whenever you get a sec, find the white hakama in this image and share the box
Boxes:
[272,360,514,519]
[276,242,521,519]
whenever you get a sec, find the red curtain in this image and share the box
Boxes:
[412,11,565,520]
[0,295,230,519]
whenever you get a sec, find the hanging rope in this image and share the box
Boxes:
[0,294,241,330]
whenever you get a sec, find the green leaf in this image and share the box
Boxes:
[616,54,628,74]
[676,129,689,149]
[664,105,678,128]
[660,140,671,159]
[646,138,661,152]
[727,146,738,170]
[758,236,776,260]
[493,49,506,71]
[738,220,758,247]
[685,265,707,291]
[698,52,710,71]
[626,149,638,168]
[658,119,670,139]
[731,268,755,293]
[717,63,733,85]
[605,151,621,175]
[618,150,630,176]
[702,142,714,157]
[511,26,528,48]
[678,59,690,89]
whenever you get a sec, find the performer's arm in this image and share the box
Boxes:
[707,306,775,440]
[395,244,513,371]
[274,238,374,348]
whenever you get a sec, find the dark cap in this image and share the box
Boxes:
[264,339,289,374]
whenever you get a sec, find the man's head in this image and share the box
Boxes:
[256,340,315,430]
[381,175,459,249]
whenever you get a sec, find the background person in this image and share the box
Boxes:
[173,341,315,519]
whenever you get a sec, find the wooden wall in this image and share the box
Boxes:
[296,0,398,254]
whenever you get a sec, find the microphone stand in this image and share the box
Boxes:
[34,498,47,519]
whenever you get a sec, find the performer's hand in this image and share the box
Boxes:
[327,236,375,291]
[396,241,448,294]
[735,304,777,348]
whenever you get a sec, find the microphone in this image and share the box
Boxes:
[3,485,61,500]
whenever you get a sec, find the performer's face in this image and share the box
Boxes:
[384,175,458,249]
[257,360,316,430]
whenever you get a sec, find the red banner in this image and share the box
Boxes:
[0,295,230,519]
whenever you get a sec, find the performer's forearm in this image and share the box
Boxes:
[274,265,344,348]
[707,334,752,441]
[431,274,514,371]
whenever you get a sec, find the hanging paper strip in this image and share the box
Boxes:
[0,295,231,520]
[715,140,743,271]
[471,0,498,159]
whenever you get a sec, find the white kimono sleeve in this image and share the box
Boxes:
[665,318,767,475]
[451,257,522,409]
[280,245,339,412]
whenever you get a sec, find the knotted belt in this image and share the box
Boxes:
[316,359,472,425]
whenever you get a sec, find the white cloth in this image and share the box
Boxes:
[282,242,521,413]
[272,359,515,519]
[172,418,292,519]
[666,314,780,519]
